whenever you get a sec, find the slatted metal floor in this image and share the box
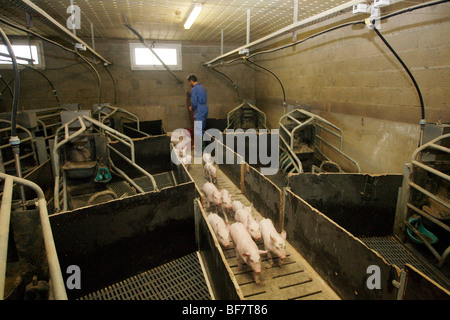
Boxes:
[69,171,177,209]
[79,252,211,300]
[360,236,450,290]
[188,160,339,300]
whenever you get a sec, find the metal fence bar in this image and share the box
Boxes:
[0,176,13,300]
[0,172,68,300]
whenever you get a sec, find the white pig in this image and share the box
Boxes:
[259,218,287,266]
[202,182,222,210]
[230,222,267,285]
[208,213,230,248]
[220,188,233,217]
[175,138,189,157]
[203,152,213,164]
[232,200,245,213]
[204,162,217,184]
[234,206,261,241]
[181,154,192,168]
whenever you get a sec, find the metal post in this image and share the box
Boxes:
[293,0,298,41]
[91,22,96,63]
[0,176,13,300]
[221,29,224,55]
[246,9,251,45]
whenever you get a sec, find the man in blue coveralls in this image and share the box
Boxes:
[187,74,209,151]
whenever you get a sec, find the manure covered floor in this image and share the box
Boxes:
[187,159,340,300]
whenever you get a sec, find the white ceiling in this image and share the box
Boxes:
[1,0,354,43]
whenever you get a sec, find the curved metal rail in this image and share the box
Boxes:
[279,109,360,174]
[35,107,70,156]
[226,102,268,131]
[406,133,450,268]
[0,119,38,175]
[0,172,67,300]
[52,115,158,212]
[93,105,150,138]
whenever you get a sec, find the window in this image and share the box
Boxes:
[130,42,182,70]
[0,40,45,69]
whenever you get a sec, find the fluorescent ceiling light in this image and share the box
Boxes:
[184,3,202,29]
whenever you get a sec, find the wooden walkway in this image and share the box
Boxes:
[188,161,340,300]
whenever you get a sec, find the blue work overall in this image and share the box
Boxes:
[190,83,209,133]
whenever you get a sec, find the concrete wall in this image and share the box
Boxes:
[1,2,448,173]
[0,39,255,132]
[248,2,449,173]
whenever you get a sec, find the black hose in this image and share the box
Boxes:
[372,26,425,121]
[378,0,449,22]
[0,27,20,137]
[245,57,286,106]
[247,20,364,61]
[0,60,61,106]
[211,67,241,102]
[124,23,184,85]
[77,53,102,106]
[210,0,449,69]
[103,64,117,105]
[0,17,103,106]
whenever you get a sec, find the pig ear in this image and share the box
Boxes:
[270,234,277,243]
[281,230,287,240]
[259,250,268,255]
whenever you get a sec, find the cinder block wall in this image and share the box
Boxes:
[247,2,449,173]
[0,39,255,132]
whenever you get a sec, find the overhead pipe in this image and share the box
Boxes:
[124,23,183,85]
[15,0,111,65]
[245,57,286,111]
[207,0,449,138]
[210,66,241,103]
[0,61,61,106]
[0,16,104,106]
[204,0,362,66]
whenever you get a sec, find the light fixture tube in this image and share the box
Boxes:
[184,3,202,29]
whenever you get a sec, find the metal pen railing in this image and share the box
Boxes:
[93,106,150,138]
[0,119,38,176]
[279,109,360,173]
[35,107,70,156]
[226,102,268,131]
[406,133,450,268]
[52,116,158,212]
[0,172,67,300]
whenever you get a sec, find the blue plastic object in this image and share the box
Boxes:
[407,216,438,245]
[95,167,112,183]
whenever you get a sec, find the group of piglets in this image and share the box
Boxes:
[202,153,287,285]
[171,131,191,166]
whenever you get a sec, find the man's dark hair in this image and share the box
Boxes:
[187,74,197,82]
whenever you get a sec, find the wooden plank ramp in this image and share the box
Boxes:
[188,161,340,300]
